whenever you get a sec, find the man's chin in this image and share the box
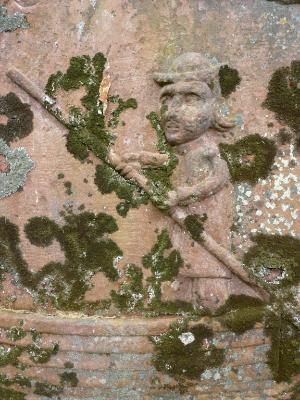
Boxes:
[165,132,184,145]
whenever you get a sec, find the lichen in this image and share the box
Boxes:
[0,93,33,144]
[150,319,225,380]
[184,214,207,243]
[218,65,241,98]
[219,134,277,184]
[111,264,145,311]
[0,6,29,33]
[0,210,122,310]
[0,139,34,198]
[263,60,300,147]
[215,294,266,334]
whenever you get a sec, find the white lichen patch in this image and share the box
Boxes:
[233,144,300,248]
[0,139,34,198]
[178,331,195,346]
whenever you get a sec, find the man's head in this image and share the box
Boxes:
[153,53,233,145]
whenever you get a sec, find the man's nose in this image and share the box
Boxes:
[168,95,182,114]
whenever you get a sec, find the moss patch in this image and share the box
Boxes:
[184,214,207,243]
[108,95,138,128]
[0,210,122,310]
[150,319,225,380]
[143,112,178,209]
[263,60,300,146]
[59,371,78,387]
[215,295,266,334]
[111,264,145,311]
[94,163,148,217]
[0,93,33,144]
[219,134,277,184]
[44,52,146,217]
[0,386,26,400]
[0,321,66,399]
[264,305,300,382]
[244,234,300,288]
[218,65,241,98]
[111,230,196,315]
[143,229,183,309]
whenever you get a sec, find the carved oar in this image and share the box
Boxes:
[7,67,270,302]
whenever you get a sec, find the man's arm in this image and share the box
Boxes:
[166,155,229,207]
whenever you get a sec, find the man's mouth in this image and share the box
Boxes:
[165,121,180,131]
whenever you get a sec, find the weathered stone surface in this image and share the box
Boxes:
[1,0,300,398]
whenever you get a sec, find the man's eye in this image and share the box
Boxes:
[161,94,172,104]
[184,94,200,103]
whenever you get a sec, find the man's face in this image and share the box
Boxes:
[159,81,215,145]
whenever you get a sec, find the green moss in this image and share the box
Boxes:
[184,214,207,243]
[277,128,292,145]
[1,211,122,310]
[0,322,70,399]
[108,96,138,128]
[0,373,31,388]
[219,134,277,184]
[0,346,23,367]
[64,361,74,369]
[6,323,26,342]
[59,371,78,387]
[111,264,145,311]
[150,319,225,380]
[0,93,33,144]
[244,234,300,288]
[27,343,59,364]
[44,53,110,161]
[290,381,300,400]
[24,217,59,247]
[0,386,26,400]
[57,172,64,179]
[218,65,241,98]
[215,294,266,334]
[143,230,182,306]
[263,60,300,144]
[143,112,178,209]
[94,163,148,215]
[33,381,63,397]
[264,305,300,382]
[64,180,73,195]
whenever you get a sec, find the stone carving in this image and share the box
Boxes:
[116,53,267,308]
[7,54,268,308]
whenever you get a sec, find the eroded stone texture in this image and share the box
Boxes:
[0,0,300,398]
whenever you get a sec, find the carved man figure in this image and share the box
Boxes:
[116,53,263,308]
